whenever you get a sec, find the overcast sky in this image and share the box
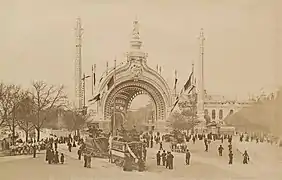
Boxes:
[1,0,281,104]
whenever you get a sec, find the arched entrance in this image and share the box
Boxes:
[91,19,172,132]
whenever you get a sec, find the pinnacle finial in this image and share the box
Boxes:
[132,19,140,40]
[130,18,142,50]
[200,28,205,39]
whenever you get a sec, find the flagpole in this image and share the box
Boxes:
[106,61,109,75]
[174,70,177,97]
[94,64,98,113]
[113,58,117,135]
[91,65,94,96]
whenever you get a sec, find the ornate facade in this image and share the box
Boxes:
[91,20,172,132]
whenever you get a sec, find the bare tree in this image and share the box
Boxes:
[0,83,22,144]
[30,81,67,141]
[16,93,35,142]
[0,83,6,127]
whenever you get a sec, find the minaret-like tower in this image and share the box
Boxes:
[127,18,146,62]
[75,17,83,109]
[196,28,206,124]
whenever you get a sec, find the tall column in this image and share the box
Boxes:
[196,28,206,124]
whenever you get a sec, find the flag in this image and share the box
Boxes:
[107,76,114,90]
[184,72,193,91]
[187,85,195,94]
[89,93,100,102]
[93,64,96,87]
[174,70,178,90]
[156,64,158,72]
[170,96,179,112]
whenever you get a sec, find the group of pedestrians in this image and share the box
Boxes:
[46,146,64,164]
[215,136,250,165]
[45,140,65,165]
[156,150,174,169]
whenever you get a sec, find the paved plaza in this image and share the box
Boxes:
[1,139,281,180]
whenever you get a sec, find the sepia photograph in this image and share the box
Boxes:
[0,0,281,179]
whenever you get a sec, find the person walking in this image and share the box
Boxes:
[60,153,64,164]
[77,148,82,160]
[243,150,250,164]
[84,154,87,167]
[228,151,233,165]
[185,149,191,165]
[167,152,174,169]
[156,151,161,165]
[161,150,166,166]
[159,141,163,150]
[218,145,224,156]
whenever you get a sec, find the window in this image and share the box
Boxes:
[219,109,223,120]
[212,109,216,119]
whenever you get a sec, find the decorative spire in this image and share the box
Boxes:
[130,18,142,50]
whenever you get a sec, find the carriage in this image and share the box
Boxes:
[83,136,109,158]
[110,136,145,170]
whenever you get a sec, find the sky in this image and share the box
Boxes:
[1,0,281,106]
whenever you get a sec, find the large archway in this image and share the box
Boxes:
[104,80,166,122]
[91,19,172,132]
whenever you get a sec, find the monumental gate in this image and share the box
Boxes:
[92,20,172,133]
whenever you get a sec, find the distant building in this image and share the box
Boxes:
[177,90,255,124]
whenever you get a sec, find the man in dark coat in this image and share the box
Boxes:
[68,142,72,152]
[228,143,232,151]
[159,141,163,150]
[33,145,36,158]
[45,148,49,161]
[48,149,53,164]
[167,152,174,169]
[218,145,224,156]
[243,150,249,164]
[60,153,64,164]
[84,154,87,167]
[156,151,161,165]
[77,148,82,160]
[150,136,153,148]
[228,151,233,164]
[185,149,191,165]
[161,150,166,166]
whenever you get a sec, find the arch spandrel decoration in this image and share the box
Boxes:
[97,59,172,124]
